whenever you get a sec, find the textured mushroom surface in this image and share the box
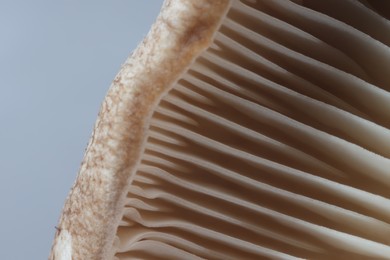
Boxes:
[50,0,390,259]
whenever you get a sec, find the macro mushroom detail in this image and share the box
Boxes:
[50,0,390,259]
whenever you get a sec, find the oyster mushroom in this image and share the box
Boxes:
[50,0,390,259]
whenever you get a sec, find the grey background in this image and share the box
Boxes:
[0,1,163,259]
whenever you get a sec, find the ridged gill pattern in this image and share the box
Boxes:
[114,0,390,259]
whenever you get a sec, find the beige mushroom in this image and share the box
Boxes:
[50,0,390,259]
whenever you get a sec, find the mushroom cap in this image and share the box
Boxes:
[50,1,230,259]
[50,0,390,259]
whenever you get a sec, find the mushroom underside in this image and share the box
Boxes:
[113,1,390,259]
[52,0,390,259]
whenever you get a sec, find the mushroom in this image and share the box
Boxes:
[50,0,390,259]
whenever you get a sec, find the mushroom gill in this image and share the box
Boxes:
[50,0,390,259]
